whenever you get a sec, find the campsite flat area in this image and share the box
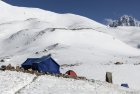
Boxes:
[0,71,139,94]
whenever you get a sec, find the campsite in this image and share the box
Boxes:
[0,54,130,89]
[0,0,140,94]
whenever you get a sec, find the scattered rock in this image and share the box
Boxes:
[0,65,6,71]
[0,64,91,82]
[114,62,123,65]
[78,76,87,80]
[16,66,20,72]
[35,52,39,54]
[0,59,5,62]
[61,63,82,67]
[43,49,48,52]
[134,63,140,65]
[137,44,140,49]
[11,67,15,71]
[6,64,12,70]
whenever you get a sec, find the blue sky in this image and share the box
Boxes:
[5,0,140,23]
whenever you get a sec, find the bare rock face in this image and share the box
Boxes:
[109,15,140,27]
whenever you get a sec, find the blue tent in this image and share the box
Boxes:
[121,83,129,88]
[22,58,39,70]
[21,54,60,74]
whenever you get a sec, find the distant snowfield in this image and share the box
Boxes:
[0,0,140,93]
[98,26,140,48]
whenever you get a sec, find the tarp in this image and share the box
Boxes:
[121,83,129,88]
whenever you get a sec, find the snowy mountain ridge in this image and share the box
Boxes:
[0,0,104,29]
[108,15,140,27]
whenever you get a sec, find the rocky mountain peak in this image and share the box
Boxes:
[109,15,140,27]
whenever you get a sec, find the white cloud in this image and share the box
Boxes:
[104,18,115,25]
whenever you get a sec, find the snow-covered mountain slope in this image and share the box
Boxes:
[0,0,140,93]
[0,22,140,90]
[0,71,139,94]
[0,0,104,29]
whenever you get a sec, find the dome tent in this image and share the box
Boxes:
[66,70,77,77]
